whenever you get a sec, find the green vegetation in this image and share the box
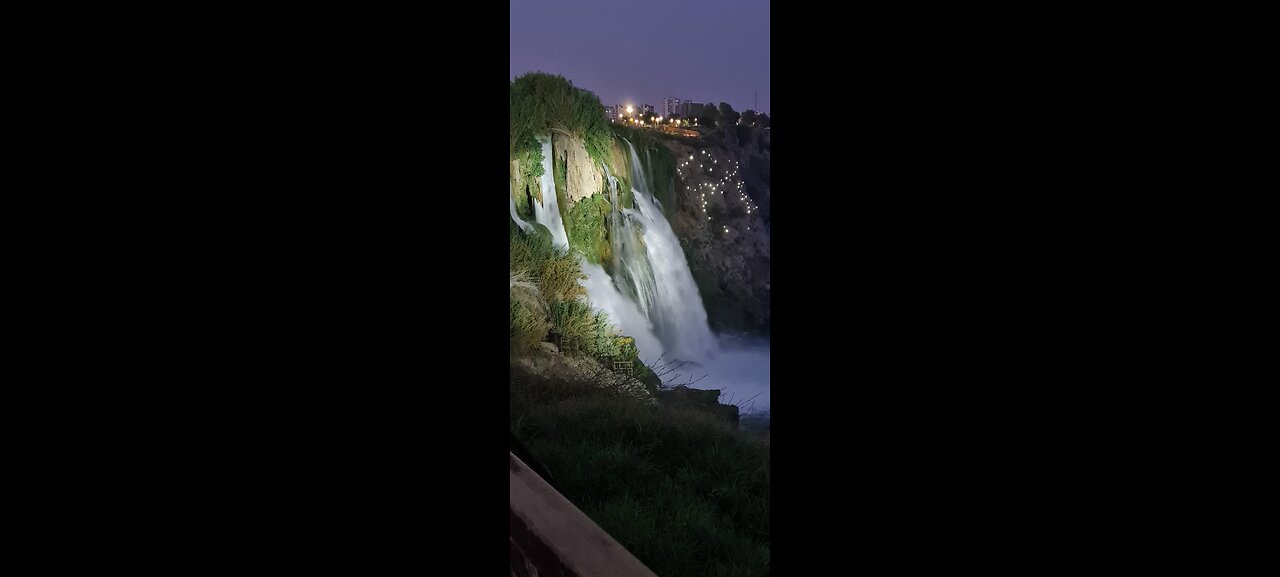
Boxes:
[510,219,582,304]
[511,72,612,166]
[509,221,643,365]
[514,134,545,179]
[554,154,568,206]
[699,104,721,127]
[553,152,572,236]
[566,193,611,266]
[513,133,545,207]
[510,269,549,352]
[718,102,740,126]
[510,370,770,577]
[512,186,532,221]
[549,300,635,359]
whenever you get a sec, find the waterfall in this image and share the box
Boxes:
[612,138,717,362]
[510,182,534,234]
[512,138,767,412]
[602,164,622,275]
[578,259,662,363]
[531,135,569,251]
[602,162,658,322]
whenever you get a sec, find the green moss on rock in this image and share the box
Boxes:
[566,193,611,265]
[555,153,571,236]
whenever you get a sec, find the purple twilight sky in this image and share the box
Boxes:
[510,0,770,114]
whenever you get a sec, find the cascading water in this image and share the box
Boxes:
[578,259,662,362]
[616,138,717,362]
[602,163,658,322]
[510,182,534,234]
[602,164,622,275]
[513,137,768,413]
[532,135,569,251]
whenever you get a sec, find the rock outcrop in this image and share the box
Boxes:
[661,131,771,335]
[654,385,741,428]
[552,134,604,203]
[511,347,653,404]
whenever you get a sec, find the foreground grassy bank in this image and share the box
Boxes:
[511,362,770,577]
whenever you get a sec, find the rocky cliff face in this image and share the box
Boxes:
[722,126,771,225]
[551,134,604,204]
[661,129,771,335]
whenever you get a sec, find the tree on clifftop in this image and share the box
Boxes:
[699,103,721,127]
[718,102,740,126]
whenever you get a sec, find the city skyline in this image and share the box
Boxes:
[510,0,769,114]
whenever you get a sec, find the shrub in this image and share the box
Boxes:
[511,72,612,166]
[513,134,545,206]
[511,295,549,351]
[546,298,648,362]
[566,194,611,266]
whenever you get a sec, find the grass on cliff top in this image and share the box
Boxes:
[511,366,770,577]
[511,72,612,166]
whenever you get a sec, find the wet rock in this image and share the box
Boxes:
[655,385,739,427]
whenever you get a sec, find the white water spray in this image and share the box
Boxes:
[510,182,533,234]
[532,135,569,251]
[578,259,663,363]
[619,138,718,362]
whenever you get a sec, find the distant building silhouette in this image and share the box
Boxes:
[663,97,683,118]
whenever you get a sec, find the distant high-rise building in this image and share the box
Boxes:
[685,102,707,118]
[663,97,683,118]
[641,104,654,115]
[605,106,617,121]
